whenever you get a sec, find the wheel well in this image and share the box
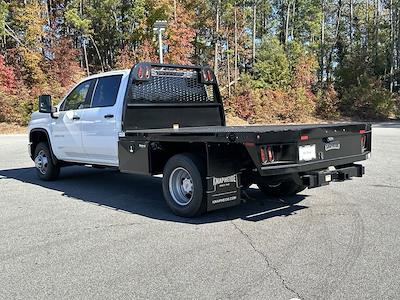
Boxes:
[30,130,49,157]
[29,129,60,166]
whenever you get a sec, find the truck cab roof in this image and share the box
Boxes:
[82,69,131,81]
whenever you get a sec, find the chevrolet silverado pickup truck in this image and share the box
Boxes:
[28,62,372,217]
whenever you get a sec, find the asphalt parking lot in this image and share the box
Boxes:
[1,123,400,299]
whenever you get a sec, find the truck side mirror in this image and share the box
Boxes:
[38,95,52,113]
[38,94,58,118]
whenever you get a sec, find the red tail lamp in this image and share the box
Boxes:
[361,135,367,149]
[145,67,151,79]
[260,146,274,164]
[260,147,266,163]
[137,66,143,79]
[207,70,213,82]
[266,146,274,162]
[300,135,309,141]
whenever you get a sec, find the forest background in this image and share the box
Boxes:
[0,0,399,129]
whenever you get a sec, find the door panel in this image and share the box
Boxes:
[81,75,122,166]
[52,110,85,160]
[51,80,94,161]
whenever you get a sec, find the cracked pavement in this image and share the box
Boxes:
[1,122,400,299]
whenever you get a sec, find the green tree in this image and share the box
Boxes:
[252,37,290,89]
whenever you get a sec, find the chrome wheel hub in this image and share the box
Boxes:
[182,178,193,194]
[35,150,48,175]
[169,167,194,206]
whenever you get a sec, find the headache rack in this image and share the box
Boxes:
[122,62,226,131]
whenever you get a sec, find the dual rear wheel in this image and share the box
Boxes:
[162,153,206,217]
[162,154,306,217]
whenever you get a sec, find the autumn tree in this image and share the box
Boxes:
[164,2,196,64]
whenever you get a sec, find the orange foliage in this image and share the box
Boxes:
[164,3,195,64]
[115,41,158,69]
[47,38,82,89]
[316,83,340,119]
[292,55,318,89]
[225,54,319,124]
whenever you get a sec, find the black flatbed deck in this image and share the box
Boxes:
[117,63,371,215]
[124,123,368,144]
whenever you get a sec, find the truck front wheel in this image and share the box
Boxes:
[257,175,306,197]
[162,154,206,217]
[34,142,60,181]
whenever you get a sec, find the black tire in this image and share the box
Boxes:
[34,142,60,181]
[257,174,306,197]
[162,153,206,217]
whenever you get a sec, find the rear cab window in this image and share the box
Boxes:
[91,75,122,108]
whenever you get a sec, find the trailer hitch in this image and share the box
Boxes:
[302,164,365,189]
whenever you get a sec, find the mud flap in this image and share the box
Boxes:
[205,143,242,211]
[206,173,241,211]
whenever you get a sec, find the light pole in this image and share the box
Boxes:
[153,20,168,63]
[82,35,90,76]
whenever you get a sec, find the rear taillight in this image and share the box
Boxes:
[207,70,213,82]
[361,135,367,150]
[260,147,266,163]
[201,68,215,84]
[133,63,152,81]
[137,66,143,79]
[260,146,274,164]
[267,146,274,162]
[360,129,367,151]
[145,67,151,79]
[202,70,208,82]
[300,135,309,141]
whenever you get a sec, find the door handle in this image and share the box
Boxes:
[72,115,80,120]
[104,114,114,119]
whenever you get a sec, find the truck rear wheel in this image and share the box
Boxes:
[162,154,206,217]
[34,142,60,181]
[257,175,306,197]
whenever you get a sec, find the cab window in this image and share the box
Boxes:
[91,75,122,108]
[61,80,93,111]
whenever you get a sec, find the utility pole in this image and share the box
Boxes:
[390,0,394,92]
[227,38,231,97]
[234,2,238,90]
[252,0,257,62]
[82,37,90,76]
[320,0,325,82]
[158,30,163,63]
[350,0,353,49]
[285,1,291,46]
[153,21,168,64]
[80,0,89,76]
[214,0,220,78]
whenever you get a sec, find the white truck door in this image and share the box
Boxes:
[81,75,123,166]
[51,79,94,161]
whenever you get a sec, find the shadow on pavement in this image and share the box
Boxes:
[0,166,308,224]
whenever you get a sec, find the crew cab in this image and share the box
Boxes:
[28,63,372,217]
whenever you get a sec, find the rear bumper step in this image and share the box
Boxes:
[302,164,365,189]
